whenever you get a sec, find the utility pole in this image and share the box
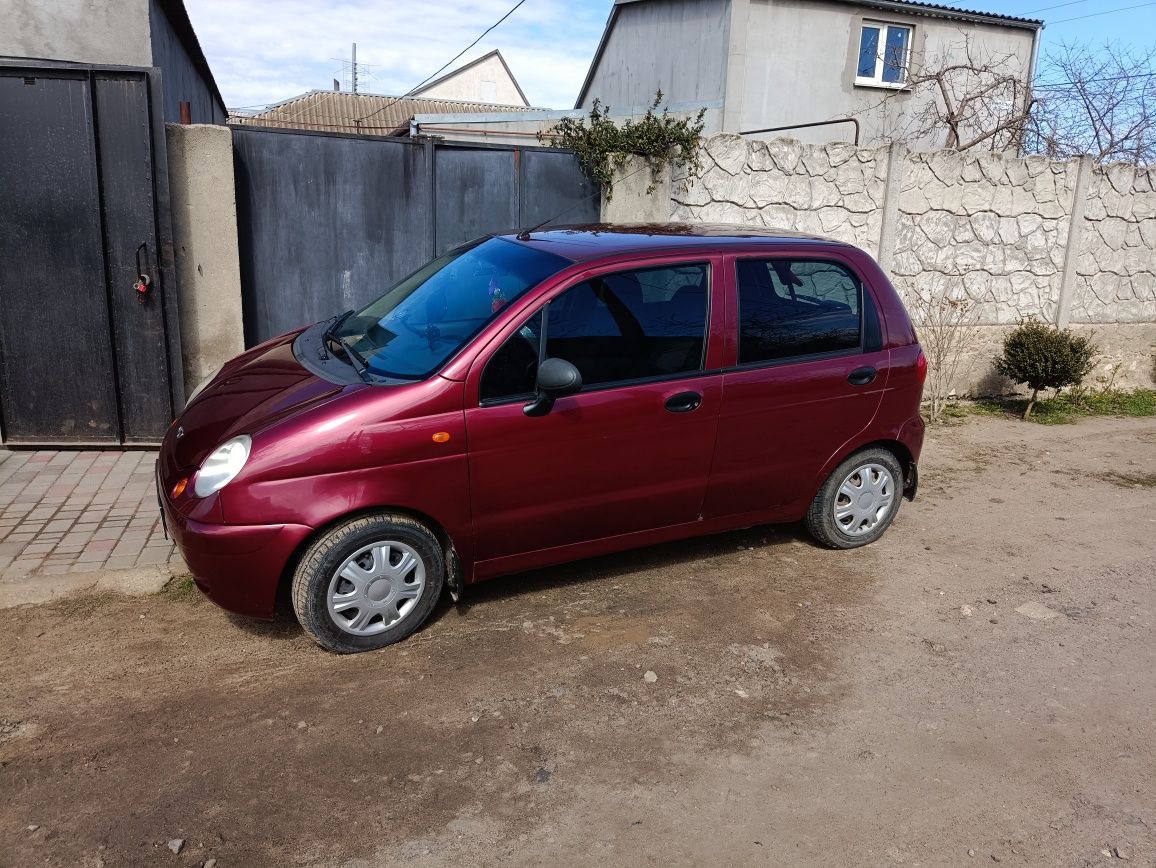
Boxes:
[351,42,358,93]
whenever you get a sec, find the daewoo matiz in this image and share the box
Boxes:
[158,224,926,653]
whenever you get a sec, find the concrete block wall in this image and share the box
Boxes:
[657,134,1156,393]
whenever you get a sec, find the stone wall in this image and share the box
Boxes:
[1073,164,1156,325]
[661,134,1156,392]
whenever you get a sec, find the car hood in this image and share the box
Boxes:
[167,332,349,471]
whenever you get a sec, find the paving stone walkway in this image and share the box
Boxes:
[0,449,178,583]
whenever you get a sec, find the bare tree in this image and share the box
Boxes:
[1027,41,1156,164]
[854,34,1035,153]
[903,277,982,422]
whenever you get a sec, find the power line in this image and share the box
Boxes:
[1020,0,1096,14]
[1034,70,1156,88]
[356,0,529,123]
[1048,1,1156,23]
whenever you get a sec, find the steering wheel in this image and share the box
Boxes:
[395,311,467,350]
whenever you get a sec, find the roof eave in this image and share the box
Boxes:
[153,0,229,114]
[836,0,1042,29]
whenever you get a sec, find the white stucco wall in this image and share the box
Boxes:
[738,0,1036,147]
[415,54,527,106]
[579,0,1037,150]
[1,0,152,67]
[579,0,731,113]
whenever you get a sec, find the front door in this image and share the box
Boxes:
[703,254,890,518]
[465,259,723,570]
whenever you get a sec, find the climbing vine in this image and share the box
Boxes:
[541,92,707,198]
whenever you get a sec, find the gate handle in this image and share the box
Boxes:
[134,242,152,303]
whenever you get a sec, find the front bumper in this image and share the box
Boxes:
[163,494,312,619]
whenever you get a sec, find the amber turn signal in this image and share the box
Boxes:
[171,477,188,499]
[431,432,451,443]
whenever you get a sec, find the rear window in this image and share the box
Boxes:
[735,259,862,364]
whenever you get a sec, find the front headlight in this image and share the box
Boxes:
[193,435,252,498]
[184,363,224,410]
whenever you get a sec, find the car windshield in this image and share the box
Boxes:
[332,237,569,380]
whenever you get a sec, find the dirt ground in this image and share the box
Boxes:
[1,414,1154,868]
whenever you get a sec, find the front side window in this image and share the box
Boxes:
[856,22,911,87]
[736,259,862,364]
[480,263,710,402]
[337,237,568,380]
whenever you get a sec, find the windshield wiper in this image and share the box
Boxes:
[322,310,354,346]
[336,335,369,376]
[321,310,370,380]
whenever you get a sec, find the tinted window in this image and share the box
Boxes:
[480,311,543,402]
[546,263,708,388]
[480,263,710,402]
[736,259,862,363]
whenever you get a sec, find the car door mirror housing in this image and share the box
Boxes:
[523,357,582,417]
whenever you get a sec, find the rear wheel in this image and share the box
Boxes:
[805,448,903,549]
[291,513,444,653]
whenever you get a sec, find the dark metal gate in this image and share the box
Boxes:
[0,62,181,445]
[232,127,599,345]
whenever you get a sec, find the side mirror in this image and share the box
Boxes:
[523,357,582,417]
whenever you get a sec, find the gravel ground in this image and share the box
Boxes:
[1,414,1153,868]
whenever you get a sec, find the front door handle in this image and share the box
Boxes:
[665,391,703,413]
[847,366,877,386]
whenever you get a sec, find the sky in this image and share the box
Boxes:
[184,0,1156,112]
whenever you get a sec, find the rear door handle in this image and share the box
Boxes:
[664,391,703,413]
[847,366,877,386]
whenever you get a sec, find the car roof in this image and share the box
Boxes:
[502,223,853,264]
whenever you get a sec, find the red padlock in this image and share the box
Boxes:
[135,273,151,303]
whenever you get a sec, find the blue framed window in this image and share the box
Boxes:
[855,22,911,87]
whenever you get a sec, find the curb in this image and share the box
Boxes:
[0,562,185,609]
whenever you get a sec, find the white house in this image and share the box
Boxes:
[575,0,1043,149]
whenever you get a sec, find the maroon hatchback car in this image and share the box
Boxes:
[158,224,925,653]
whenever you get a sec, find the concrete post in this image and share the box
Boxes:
[721,0,751,133]
[1055,155,1092,329]
[600,155,672,223]
[165,123,246,394]
[876,141,907,275]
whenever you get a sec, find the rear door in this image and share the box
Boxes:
[702,252,890,519]
[465,257,725,569]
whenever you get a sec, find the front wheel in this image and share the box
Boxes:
[805,448,904,549]
[291,513,445,653]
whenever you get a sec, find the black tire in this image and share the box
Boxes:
[291,512,445,653]
[805,448,904,549]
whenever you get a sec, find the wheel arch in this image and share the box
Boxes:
[274,505,464,617]
[852,439,918,501]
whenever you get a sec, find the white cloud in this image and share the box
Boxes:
[184,0,612,109]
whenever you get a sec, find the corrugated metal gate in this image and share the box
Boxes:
[0,62,182,445]
[232,126,600,345]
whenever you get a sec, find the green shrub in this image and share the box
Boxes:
[543,91,706,198]
[993,319,1098,419]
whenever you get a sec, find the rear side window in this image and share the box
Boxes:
[481,263,710,402]
[735,259,862,364]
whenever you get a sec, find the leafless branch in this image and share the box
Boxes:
[849,33,1035,154]
[1026,41,1156,164]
